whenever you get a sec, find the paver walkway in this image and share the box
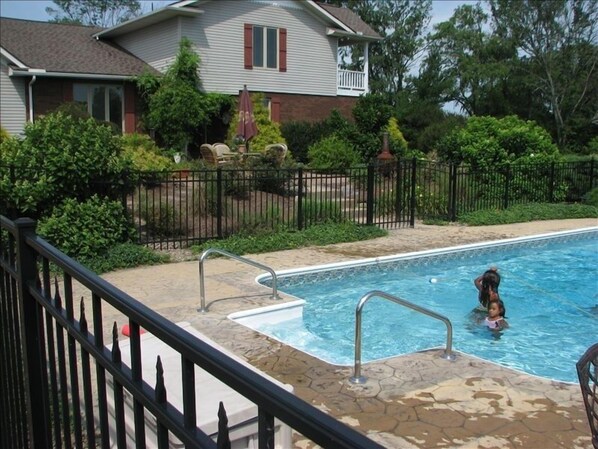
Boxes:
[98,219,597,448]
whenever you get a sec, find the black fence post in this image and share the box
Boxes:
[449,164,458,222]
[589,158,595,191]
[365,164,375,225]
[216,168,223,239]
[14,218,50,449]
[503,165,511,210]
[410,158,417,227]
[394,158,402,221]
[549,161,555,203]
[297,168,304,231]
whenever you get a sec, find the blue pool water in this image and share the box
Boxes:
[254,230,598,383]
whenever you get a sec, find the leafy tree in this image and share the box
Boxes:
[324,0,432,103]
[46,0,141,27]
[424,4,517,117]
[137,38,206,151]
[489,0,598,148]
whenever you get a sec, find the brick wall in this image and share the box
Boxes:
[264,92,358,123]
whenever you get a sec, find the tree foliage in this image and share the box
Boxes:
[489,0,598,148]
[46,0,141,27]
[0,112,131,217]
[137,38,206,150]
[437,115,560,168]
[324,0,432,104]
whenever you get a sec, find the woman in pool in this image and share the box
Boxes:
[484,297,508,330]
[474,267,501,309]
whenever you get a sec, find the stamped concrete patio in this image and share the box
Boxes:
[100,219,596,449]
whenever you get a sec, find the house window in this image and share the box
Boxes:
[245,24,287,72]
[73,83,123,132]
[253,26,278,69]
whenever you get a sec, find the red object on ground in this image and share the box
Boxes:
[121,324,146,337]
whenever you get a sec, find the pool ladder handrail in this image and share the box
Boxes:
[198,248,281,313]
[349,290,456,384]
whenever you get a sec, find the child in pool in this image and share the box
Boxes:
[484,297,508,330]
[474,267,501,310]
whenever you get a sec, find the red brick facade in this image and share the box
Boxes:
[264,92,358,123]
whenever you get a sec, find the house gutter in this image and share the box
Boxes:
[28,75,36,123]
[10,69,134,81]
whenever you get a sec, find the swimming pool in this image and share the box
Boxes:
[231,228,598,383]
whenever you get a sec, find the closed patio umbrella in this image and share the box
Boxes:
[236,85,258,151]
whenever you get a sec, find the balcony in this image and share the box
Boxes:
[337,69,367,96]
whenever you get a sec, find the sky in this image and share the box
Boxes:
[0,1,474,26]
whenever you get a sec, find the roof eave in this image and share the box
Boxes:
[326,28,382,43]
[0,47,28,68]
[93,6,203,39]
[9,68,136,81]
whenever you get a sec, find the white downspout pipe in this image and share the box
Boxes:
[28,75,36,123]
[363,42,369,93]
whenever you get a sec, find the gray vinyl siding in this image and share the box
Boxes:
[114,17,181,73]
[0,56,27,135]
[180,0,338,96]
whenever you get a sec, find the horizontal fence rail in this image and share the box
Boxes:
[1,159,595,248]
[0,215,385,449]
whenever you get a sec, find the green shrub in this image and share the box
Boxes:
[0,126,10,144]
[140,201,183,237]
[0,112,131,218]
[120,133,175,172]
[587,137,598,155]
[227,92,286,153]
[52,102,91,120]
[582,187,598,207]
[83,243,169,274]
[191,222,386,256]
[38,196,136,261]
[385,117,408,156]
[301,198,344,224]
[458,203,598,225]
[308,136,361,171]
[437,115,560,168]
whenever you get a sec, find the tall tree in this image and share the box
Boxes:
[424,4,516,116]
[46,0,142,27]
[489,0,598,147]
[324,0,432,104]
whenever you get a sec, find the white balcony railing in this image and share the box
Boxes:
[337,69,367,96]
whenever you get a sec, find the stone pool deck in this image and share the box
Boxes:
[101,219,597,449]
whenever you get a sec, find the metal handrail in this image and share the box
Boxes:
[198,248,280,313]
[349,290,455,384]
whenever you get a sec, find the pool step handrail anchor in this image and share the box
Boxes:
[349,290,456,384]
[198,248,281,313]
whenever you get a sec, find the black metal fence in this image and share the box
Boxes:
[127,159,594,248]
[1,159,595,249]
[0,215,384,449]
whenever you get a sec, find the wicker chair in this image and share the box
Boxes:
[200,143,236,166]
[577,342,598,448]
[264,143,288,166]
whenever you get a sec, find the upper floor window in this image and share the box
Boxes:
[253,26,278,69]
[244,24,287,72]
[73,83,123,132]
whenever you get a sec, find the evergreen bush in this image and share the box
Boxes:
[308,135,361,172]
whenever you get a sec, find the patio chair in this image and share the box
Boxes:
[577,342,598,448]
[264,143,288,166]
[200,143,236,166]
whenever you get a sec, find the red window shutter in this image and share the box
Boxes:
[279,28,287,72]
[124,83,136,134]
[271,97,281,122]
[244,23,253,69]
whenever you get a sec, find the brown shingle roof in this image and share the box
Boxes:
[317,3,381,39]
[0,18,156,76]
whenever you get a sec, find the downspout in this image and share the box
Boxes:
[28,75,36,123]
[363,42,369,93]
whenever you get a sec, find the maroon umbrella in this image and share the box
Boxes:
[236,85,258,148]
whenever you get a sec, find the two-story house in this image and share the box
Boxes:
[0,0,380,136]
